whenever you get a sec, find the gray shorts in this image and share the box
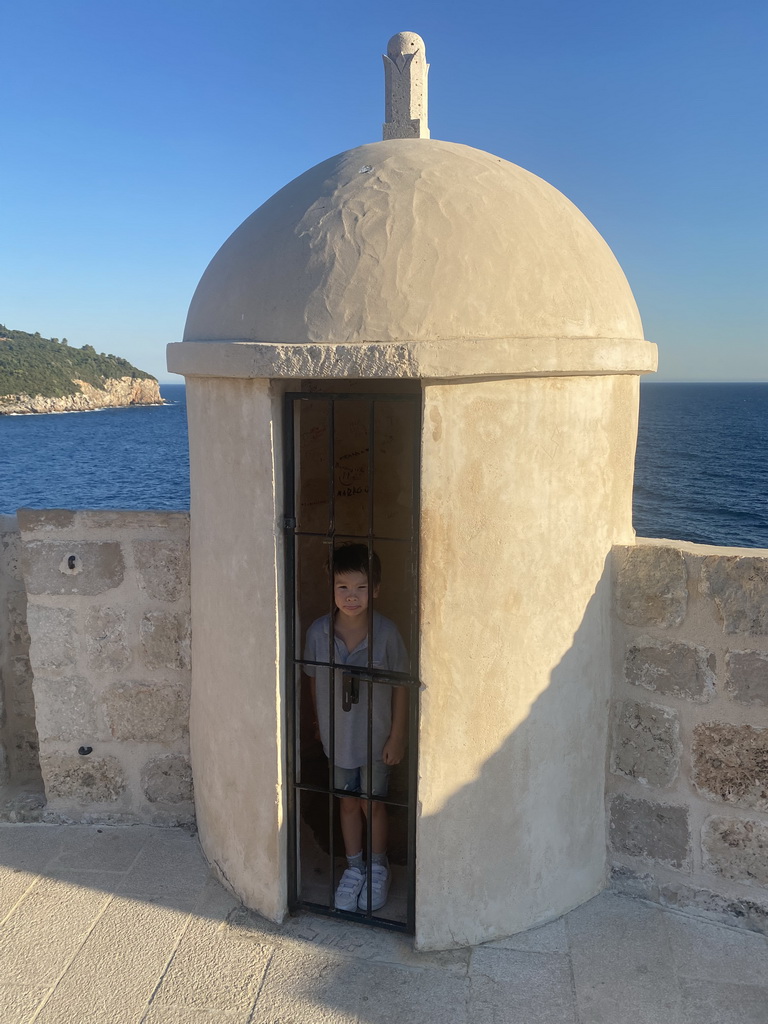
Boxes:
[334,761,390,798]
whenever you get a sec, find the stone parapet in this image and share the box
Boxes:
[16,509,192,825]
[609,538,768,931]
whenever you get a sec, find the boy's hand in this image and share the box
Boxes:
[382,733,407,766]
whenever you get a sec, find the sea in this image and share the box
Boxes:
[1,382,767,550]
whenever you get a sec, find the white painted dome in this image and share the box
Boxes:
[183,139,643,345]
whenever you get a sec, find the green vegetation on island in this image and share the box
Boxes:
[0,325,156,399]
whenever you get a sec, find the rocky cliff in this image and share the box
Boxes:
[0,376,164,415]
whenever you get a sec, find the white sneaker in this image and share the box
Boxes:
[334,866,366,911]
[358,862,390,912]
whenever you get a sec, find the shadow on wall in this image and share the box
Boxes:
[0,558,613,923]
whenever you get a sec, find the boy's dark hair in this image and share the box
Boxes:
[332,544,381,587]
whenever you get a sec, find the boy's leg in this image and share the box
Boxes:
[339,795,364,856]
[362,799,388,855]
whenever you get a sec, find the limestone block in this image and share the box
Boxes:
[700,555,768,635]
[22,540,125,596]
[725,650,768,706]
[625,638,715,702]
[40,753,125,802]
[1,529,23,581]
[7,592,30,650]
[692,723,768,812]
[133,540,190,602]
[8,657,36,715]
[611,700,680,787]
[33,676,97,742]
[76,510,189,530]
[11,735,40,777]
[615,546,688,628]
[26,605,76,672]
[102,682,189,742]
[609,794,690,867]
[702,816,768,888]
[85,605,131,673]
[141,754,193,803]
[140,611,191,671]
[17,509,76,532]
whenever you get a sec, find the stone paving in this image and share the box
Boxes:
[0,823,766,1024]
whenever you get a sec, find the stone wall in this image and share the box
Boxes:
[609,537,768,930]
[16,509,193,825]
[0,515,39,785]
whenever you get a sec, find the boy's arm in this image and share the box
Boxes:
[382,684,409,765]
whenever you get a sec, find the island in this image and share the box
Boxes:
[0,326,164,414]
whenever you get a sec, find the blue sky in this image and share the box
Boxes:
[2,1,765,383]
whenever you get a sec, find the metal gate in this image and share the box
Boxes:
[284,391,420,932]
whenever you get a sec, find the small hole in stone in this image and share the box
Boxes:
[68,555,77,570]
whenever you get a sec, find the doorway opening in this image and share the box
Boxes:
[284,387,420,932]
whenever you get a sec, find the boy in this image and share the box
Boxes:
[303,544,409,913]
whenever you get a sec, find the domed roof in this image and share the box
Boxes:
[183,138,643,346]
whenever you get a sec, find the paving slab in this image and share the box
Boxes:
[0,824,765,1024]
[665,911,768,986]
[469,947,577,1024]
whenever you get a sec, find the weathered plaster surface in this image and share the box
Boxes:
[185,376,286,922]
[182,140,646,349]
[609,539,768,930]
[416,374,639,948]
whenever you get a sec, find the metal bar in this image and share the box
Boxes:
[298,901,408,933]
[283,394,298,910]
[406,395,422,934]
[295,659,416,683]
[285,391,419,403]
[293,530,412,545]
[294,781,409,809]
[327,396,336,909]
[364,398,375,917]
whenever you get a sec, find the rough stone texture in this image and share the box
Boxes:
[22,540,125,596]
[0,376,162,415]
[25,605,76,673]
[610,865,768,935]
[609,794,690,867]
[84,605,131,673]
[692,723,768,812]
[700,555,768,636]
[33,677,97,743]
[133,541,189,602]
[702,816,768,888]
[102,683,189,742]
[1,528,24,581]
[7,591,30,649]
[615,545,688,628]
[140,611,191,671]
[725,650,768,706]
[141,754,194,803]
[10,510,192,824]
[15,509,76,533]
[611,700,680,787]
[383,31,429,140]
[40,753,126,802]
[625,638,715,702]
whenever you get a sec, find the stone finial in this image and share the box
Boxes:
[382,31,430,140]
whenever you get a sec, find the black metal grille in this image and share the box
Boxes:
[284,391,420,933]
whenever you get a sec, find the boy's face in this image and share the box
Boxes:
[333,570,380,621]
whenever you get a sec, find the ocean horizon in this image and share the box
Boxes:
[1,381,766,551]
